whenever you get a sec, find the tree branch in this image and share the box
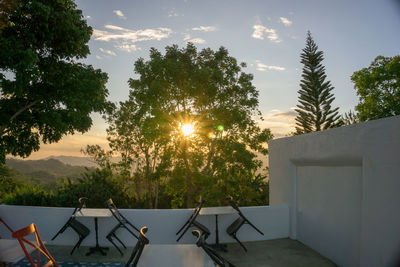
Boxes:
[0,99,41,137]
[201,136,217,174]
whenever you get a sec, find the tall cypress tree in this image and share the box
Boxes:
[295,31,341,134]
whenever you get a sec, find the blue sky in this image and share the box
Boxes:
[27,0,400,159]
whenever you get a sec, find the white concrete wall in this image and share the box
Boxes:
[269,115,400,267]
[297,166,362,266]
[0,204,289,247]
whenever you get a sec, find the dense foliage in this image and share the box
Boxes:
[1,166,133,208]
[1,165,269,208]
[84,43,272,208]
[295,31,341,134]
[351,55,400,121]
[0,0,112,163]
[0,164,53,206]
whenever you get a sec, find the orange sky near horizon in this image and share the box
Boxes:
[23,109,296,160]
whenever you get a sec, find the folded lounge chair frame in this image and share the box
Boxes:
[192,230,235,267]
[226,196,264,252]
[176,199,210,242]
[51,197,90,255]
[125,226,149,267]
[106,198,140,255]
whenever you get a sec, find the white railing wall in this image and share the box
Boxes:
[0,204,289,246]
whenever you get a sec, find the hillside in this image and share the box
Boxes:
[5,158,92,186]
[45,156,98,167]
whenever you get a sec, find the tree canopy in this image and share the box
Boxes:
[0,0,112,163]
[351,55,400,121]
[86,43,272,208]
[340,110,359,126]
[295,31,341,134]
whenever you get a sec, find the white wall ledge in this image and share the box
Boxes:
[0,204,289,246]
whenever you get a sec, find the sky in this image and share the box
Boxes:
[26,0,400,159]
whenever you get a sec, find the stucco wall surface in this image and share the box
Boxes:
[269,115,400,267]
[0,204,289,246]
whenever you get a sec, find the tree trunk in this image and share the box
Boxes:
[185,171,193,208]
[144,148,153,209]
[183,140,193,207]
[154,179,159,209]
[202,136,217,174]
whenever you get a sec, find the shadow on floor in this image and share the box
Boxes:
[42,238,338,267]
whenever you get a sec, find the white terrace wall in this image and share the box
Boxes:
[269,115,400,267]
[0,205,288,246]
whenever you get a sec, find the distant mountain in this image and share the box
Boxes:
[45,155,121,167]
[45,156,98,167]
[5,158,92,186]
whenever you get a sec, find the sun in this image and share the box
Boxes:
[181,122,195,137]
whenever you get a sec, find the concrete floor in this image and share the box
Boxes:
[220,239,338,267]
[45,238,338,267]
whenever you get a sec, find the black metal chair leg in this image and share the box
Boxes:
[126,220,140,233]
[246,221,264,235]
[176,220,190,235]
[51,224,68,240]
[204,246,225,266]
[107,236,124,256]
[176,227,188,242]
[132,245,145,267]
[114,244,124,256]
[124,225,139,239]
[51,230,62,241]
[70,237,84,255]
[113,233,127,248]
[232,234,247,252]
[126,242,140,266]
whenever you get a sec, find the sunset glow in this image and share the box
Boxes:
[181,123,195,137]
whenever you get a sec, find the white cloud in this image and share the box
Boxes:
[104,25,129,31]
[93,25,172,42]
[99,48,116,56]
[93,25,172,52]
[115,43,141,53]
[252,25,265,40]
[95,55,102,59]
[280,17,292,26]
[269,109,281,114]
[168,8,179,17]
[86,15,92,19]
[113,10,126,19]
[192,26,217,32]
[252,24,281,43]
[272,111,297,117]
[186,38,206,44]
[183,34,191,41]
[260,110,297,138]
[255,60,285,71]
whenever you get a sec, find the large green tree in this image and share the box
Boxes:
[0,0,111,163]
[351,55,400,121]
[295,31,341,134]
[87,43,272,208]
